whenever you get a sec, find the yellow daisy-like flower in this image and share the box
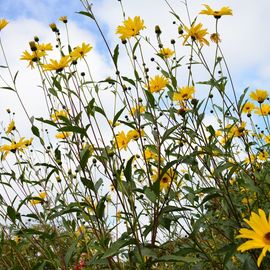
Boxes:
[147,75,169,93]
[115,131,130,151]
[227,122,247,138]
[127,129,145,141]
[159,47,174,58]
[173,86,195,101]
[0,19,8,31]
[199,5,233,19]
[250,89,269,103]
[51,110,69,122]
[0,137,33,159]
[264,135,270,144]
[116,16,145,40]
[20,50,45,68]
[6,120,15,134]
[30,192,47,205]
[236,209,270,267]
[42,56,70,72]
[151,169,176,191]
[182,23,209,46]
[258,150,269,161]
[255,104,270,116]
[55,132,71,139]
[70,42,93,60]
[242,102,255,114]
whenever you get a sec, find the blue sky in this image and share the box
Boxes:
[1,0,270,132]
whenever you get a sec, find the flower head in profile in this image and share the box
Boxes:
[70,42,93,60]
[127,129,145,141]
[173,86,195,101]
[51,109,69,122]
[42,56,70,72]
[130,105,146,117]
[116,16,145,40]
[250,89,269,103]
[237,209,270,267]
[210,33,221,44]
[182,23,209,46]
[36,43,53,53]
[59,16,68,23]
[0,19,8,31]
[147,75,169,93]
[0,137,33,159]
[255,104,270,116]
[159,47,174,58]
[6,120,15,134]
[200,5,233,19]
[55,132,71,139]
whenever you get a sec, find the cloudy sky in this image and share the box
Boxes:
[0,0,270,132]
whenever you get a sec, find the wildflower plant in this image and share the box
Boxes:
[0,0,270,269]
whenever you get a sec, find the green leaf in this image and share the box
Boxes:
[113,44,119,66]
[144,187,156,203]
[158,255,198,263]
[58,125,86,136]
[124,156,135,182]
[31,125,40,137]
[113,107,126,126]
[7,206,18,223]
[102,238,136,258]
[77,11,94,20]
[81,177,95,191]
[96,196,106,219]
[79,147,91,169]
[145,90,155,108]
[65,240,78,267]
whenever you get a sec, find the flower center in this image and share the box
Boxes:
[162,177,169,183]
[263,232,270,244]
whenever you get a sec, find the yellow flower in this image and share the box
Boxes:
[30,192,47,205]
[147,75,169,93]
[227,122,247,138]
[42,56,70,72]
[264,135,270,144]
[151,169,176,191]
[159,48,174,58]
[115,131,129,151]
[116,211,121,222]
[242,102,255,114]
[255,104,270,116]
[70,42,93,60]
[258,150,269,161]
[173,86,195,101]
[6,120,15,134]
[0,19,8,31]
[130,105,146,116]
[20,50,45,68]
[199,5,233,19]
[36,43,53,52]
[250,89,269,103]
[144,148,160,162]
[116,16,145,40]
[59,16,68,23]
[182,23,209,46]
[127,129,145,141]
[51,110,69,122]
[236,209,270,267]
[210,33,221,44]
[0,137,33,159]
[55,132,71,139]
